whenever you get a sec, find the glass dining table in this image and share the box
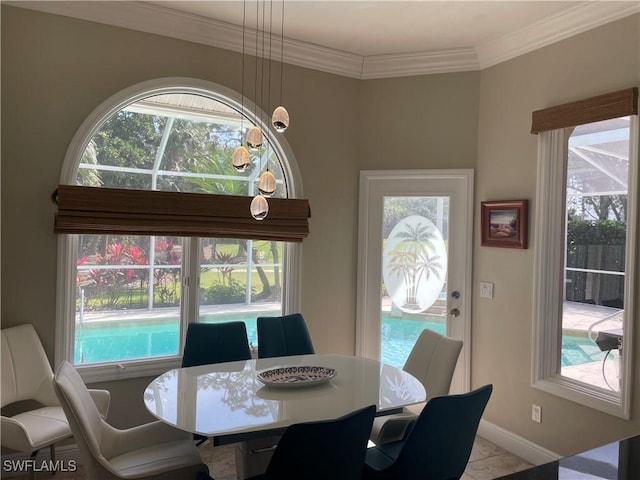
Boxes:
[143,353,426,445]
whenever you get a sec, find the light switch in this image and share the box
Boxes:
[480,282,494,299]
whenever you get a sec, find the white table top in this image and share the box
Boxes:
[144,353,426,441]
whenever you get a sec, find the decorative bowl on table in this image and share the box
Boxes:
[257,366,337,388]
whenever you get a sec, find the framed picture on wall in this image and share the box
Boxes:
[481,200,528,249]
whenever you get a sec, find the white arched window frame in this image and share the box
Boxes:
[532,112,638,419]
[55,78,304,382]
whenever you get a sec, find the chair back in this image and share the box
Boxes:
[53,361,111,476]
[264,405,376,480]
[257,313,314,358]
[394,384,493,479]
[403,328,463,399]
[182,321,251,367]
[1,324,59,407]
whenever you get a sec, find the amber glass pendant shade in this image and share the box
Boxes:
[271,106,290,133]
[246,126,263,150]
[250,194,269,220]
[258,170,277,196]
[232,146,250,172]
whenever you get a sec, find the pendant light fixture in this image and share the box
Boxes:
[271,0,289,132]
[246,0,263,152]
[233,1,250,172]
[246,125,263,150]
[250,193,269,220]
[249,0,269,219]
[232,145,250,172]
[257,0,278,199]
[235,0,289,220]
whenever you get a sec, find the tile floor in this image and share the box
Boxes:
[11,436,531,479]
[463,437,533,480]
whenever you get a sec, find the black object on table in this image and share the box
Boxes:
[496,434,639,479]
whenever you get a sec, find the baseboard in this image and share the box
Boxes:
[1,445,82,478]
[477,419,562,466]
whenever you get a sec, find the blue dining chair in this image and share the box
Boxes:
[363,384,493,480]
[237,314,316,477]
[246,405,376,480]
[181,321,251,368]
[256,313,314,358]
[181,321,252,446]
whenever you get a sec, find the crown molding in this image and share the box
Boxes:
[363,48,480,79]
[476,1,640,69]
[6,0,366,77]
[6,1,640,79]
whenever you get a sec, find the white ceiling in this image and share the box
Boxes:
[10,1,640,78]
[151,1,575,56]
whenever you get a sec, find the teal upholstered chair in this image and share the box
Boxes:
[256,313,314,358]
[182,321,252,368]
[363,384,493,480]
[247,405,376,480]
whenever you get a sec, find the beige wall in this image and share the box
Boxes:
[1,5,638,453]
[474,14,640,455]
[358,72,480,170]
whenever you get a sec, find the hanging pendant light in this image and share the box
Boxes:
[232,145,250,172]
[246,125,263,150]
[271,105,289,132]
[258,170,276,196]
[271,0,289,133]
[234,1,252,173]
[250,194,269,220]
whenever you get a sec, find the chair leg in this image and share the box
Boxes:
[30,450,39,480]
[50,444,56,475]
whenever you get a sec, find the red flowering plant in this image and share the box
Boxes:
[77,240,151,310]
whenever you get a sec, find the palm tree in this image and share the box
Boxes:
[388,220,439,310]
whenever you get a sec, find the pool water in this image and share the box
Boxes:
[74,313,259,364]
[381,316,445,367]
[561,335,606,367]
[74,314,603,368]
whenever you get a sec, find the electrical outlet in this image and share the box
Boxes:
[532,404,542,423]
[480,282,494,299]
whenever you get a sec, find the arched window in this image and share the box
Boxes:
[55,78,304,382]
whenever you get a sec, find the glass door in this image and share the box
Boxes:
[357,170,473,393]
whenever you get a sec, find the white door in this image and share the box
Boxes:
[356,169,473,394]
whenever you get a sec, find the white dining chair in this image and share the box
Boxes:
[370,328,463,445]
[53,360,210,480]
[1,324,110,479]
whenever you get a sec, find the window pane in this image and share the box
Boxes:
[75,234,182,364]
[70,90,291,372]
[381,196,449,368]
[199,238,282,348]
[562,117,629,392]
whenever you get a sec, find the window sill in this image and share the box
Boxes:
[532,375,628,419]
[75,356,182,384]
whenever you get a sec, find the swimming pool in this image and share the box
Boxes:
[561,335,606,367]
[74,314,601,368]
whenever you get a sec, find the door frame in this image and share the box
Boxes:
[356,169,474,394]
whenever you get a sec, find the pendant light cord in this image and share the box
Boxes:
[279,0,285,106]
[266,0,274,170]
[240,0,246,139]
[254,0,260,127]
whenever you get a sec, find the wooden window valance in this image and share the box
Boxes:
[53,185,311,242]
[531,87,638,134]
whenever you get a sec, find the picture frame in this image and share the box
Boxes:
[481,200,528,249]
